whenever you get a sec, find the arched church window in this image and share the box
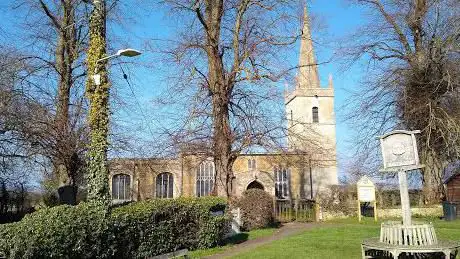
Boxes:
[156,172,174,198]
[112,174,131,201]
[275,167,290,199]
[312,107,319,123]
[196,160,215,197]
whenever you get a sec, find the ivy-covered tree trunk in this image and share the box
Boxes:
[85,0,110,205]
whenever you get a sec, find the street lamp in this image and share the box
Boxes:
[92,48,142,85]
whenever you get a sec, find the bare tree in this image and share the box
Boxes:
[343,0,460,203]
[3,0,91,203]
[0,49,48,188]
[148,0,329,198]
[40,0,88,189]
[1,0,142,204]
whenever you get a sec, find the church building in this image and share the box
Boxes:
[109,7,338,203]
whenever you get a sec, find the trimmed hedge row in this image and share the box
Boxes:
[0,197,228,259]
[111,197,228,258]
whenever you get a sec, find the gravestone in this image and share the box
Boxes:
[58,185,77,205]
[226,208,241,237]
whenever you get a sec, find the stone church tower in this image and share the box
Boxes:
[285,6,338,197]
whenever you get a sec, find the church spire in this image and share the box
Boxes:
[298,5,320,89]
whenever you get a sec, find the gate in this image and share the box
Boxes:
[274,199,317,222]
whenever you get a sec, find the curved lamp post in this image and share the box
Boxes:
[92,48,142,85]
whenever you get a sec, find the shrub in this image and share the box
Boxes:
[0,222,18,257]
[0,197,228,259]
[110,196,228,258]
[0,203,112,259]
[236,189,274,231]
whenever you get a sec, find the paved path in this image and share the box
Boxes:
[204,222,320,259]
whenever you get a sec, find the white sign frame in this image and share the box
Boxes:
[378,130,424,172]
[377,129,424,226]
[356,176,377,222]
[357,176,376,202]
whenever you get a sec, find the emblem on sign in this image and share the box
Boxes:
[392,143,406,156]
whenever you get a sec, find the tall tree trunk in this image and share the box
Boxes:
[53,0,79,204]
[38,0,80,205]
[85,0,110,205]
[55,29,71,187]
[211,94,235,197]
[421,150,445,203]
[203,0,236,197]
[406,0,445,204]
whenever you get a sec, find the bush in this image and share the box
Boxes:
[0,222,18,257]
[236,189,274,231]
[110,197,228,258]
[0,203,111,259]
[0,197,228,259]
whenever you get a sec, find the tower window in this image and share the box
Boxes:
[248,158,256,170]
[312,107,319,123]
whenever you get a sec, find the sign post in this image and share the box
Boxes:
[361,130,459,258]
[378,130,424,226]
[357,176,377,222]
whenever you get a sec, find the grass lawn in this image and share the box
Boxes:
[189,227,278,258]
[228,217,460,259]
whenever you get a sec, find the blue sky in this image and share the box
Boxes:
[0,0,370,179]
[106,0,369,176]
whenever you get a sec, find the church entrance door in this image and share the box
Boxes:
[246,180,264,190]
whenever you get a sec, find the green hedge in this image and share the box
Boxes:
[110,197,228,258]
[0,197,228,259]
[0,203,111,258]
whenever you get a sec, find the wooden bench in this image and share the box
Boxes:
[149,249,189,259]
[380,221,437,246]
[362,237,460,259]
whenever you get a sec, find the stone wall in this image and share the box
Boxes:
[320,205,443,221]
[109,154,338,201]
[377,206,442,219]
